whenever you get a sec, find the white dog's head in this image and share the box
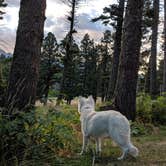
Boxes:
[78,96,95,114]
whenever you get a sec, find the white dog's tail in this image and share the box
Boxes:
[128,143,139,157]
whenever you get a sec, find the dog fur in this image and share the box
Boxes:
[78,96,139,160]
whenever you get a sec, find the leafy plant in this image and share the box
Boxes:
[136,93,152,123]
[152,96,166,125]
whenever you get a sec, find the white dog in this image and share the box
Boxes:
[78,96,138,160]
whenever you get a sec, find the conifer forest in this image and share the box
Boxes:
[0,0,166,165]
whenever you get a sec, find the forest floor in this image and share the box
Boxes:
[8,104,166,166]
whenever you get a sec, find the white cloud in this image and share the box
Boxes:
[0,0,116,53]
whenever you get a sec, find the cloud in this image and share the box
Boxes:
[77,13,107,31]
[6,0,20,7]
[0,0,115,53]
[45,16,55,28]
[0,27,16,53]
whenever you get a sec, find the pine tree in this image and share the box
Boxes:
[59,35,80,104]
[79,34,99,100]
[114,0,144,121]
[58,0,80,103]
[37,32,62,104]
[100,30,112,102]
[92,0,125,100]
[107,0,125,100]
[5,0,46,113]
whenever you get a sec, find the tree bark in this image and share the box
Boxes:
[114,0,144,121]
[5,0,46,113]
[163,0,166,92]
[106,0,125,100]
[144,56,151,93]
[150,0,159,97]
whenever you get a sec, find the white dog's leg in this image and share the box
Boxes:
[117,148,128,160]
[96,138,101,155]
[80,135,89,155]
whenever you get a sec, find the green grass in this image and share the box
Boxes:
[63,126,166,166]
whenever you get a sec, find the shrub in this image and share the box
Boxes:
[136,93,152,123]
[0,105,80,165]
[130,121,147,136]
[130,121,156,136]
[152,96,166,125]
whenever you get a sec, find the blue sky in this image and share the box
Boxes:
[0,0,116,53]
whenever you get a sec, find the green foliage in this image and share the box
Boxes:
[152,96,166,125]
[136,93,152,123]
[0,56,11,106]
[130,121,155,136]
[136,93,166,125]
[0,105,80,164]
[79,33,98,98]
[130,121,147,136]
[37,32,63,101]
[91,3,121,28]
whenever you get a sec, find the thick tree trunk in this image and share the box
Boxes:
[6,0,46,112]
[114,0,144,121]
[163,0,166,92]
[150,0,159,97]
[106,0,125,100]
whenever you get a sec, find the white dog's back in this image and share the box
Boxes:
[87,110,130,138]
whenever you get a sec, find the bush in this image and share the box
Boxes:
[136,93,152,123]
[130,121,147,136]
[152,96,166,125]
[136,93,166,125]
[0,105,80,165]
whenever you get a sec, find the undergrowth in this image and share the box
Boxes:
[0,95,166,165]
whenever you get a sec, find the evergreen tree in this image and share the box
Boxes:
[79,34,99,101]
[92,0,125,100]
[100,30,112,102]
[60,35,80,104]
[37,32,62,104]
[58,0,81,103]
[5,0,46,113]
[114,0,144,121]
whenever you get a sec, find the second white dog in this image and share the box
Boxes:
[78,96,138,160]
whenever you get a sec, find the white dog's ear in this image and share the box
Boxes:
[78,96,83,113]
[88,95,95,107]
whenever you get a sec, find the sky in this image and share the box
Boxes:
[0,0,116,53]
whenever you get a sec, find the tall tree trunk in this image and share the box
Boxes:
[163,0,166,92]
[5,0,46,113]
[114,0,144,121]
[144,56,151,93]
[150,0,159,97]
[106,0,125,100]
